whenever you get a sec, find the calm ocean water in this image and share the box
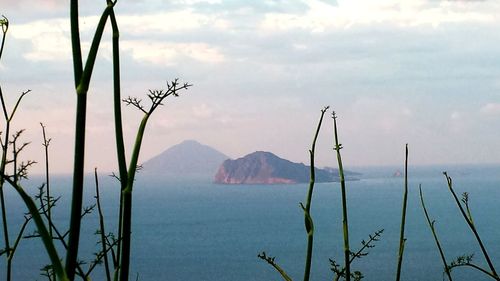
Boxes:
[2,164,500,280]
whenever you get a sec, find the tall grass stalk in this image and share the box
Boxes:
[332,111,351,281]
[67,2,116,279]
[395,144,409,281]
[40,123,53,238]
[0,16,36,280]
[5,177,69,281]
[119,81,191,281]
[109,9,128,281]
[257,252,293,281]
[95,168,112,281]
[419,185,453,281]
[301,106,329,281]
[443,172,499,279]
[0,16,11,281]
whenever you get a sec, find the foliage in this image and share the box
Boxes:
[0,2,191,280]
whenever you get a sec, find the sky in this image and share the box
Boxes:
[2,0,500,174]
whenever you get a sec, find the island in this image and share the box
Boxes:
[214,151,360,184]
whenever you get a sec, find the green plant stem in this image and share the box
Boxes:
[443,173,498,278]
[70,0,83,85]
[0,188,11,281]
[0,87,30,281]
[0,91,13,281]
[332,112,350,281]
[66,92,88,280]
[7,216,30,265]
[258,252,293,281]
[66,3,113,279]
[95,168,112,281]
[119,115,150,281]
[5,177,68,281]
[40,123,53,239]
[0,135,10,281]
[110,10,128,280]
[419,186,453,281]
[0,16,8,61]
[301,106,329,281]
[395,144,409,281]
[449,263,499,280]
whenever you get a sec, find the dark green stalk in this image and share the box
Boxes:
[419,186,453,281]
[0,120,11,281]
[443,173,498,278]
[70,0,83,85]
[40,125,57,281]
[5,177,68,281]
[110,10,128,280]
[66,3,113,279]
[258,252,293,281]
[0,89,29,281]
[332,112,350,281]
[94,168,112,281]
[77,6,112,94]
[40,123,52,239]
[395,144,409,281]
[301,106,329,281]
[7,216,30,267]
[449,263,499,280]
[119,115,149,281]
[118,81,190,281]
[0,16,8,61]
[66,93,88,280]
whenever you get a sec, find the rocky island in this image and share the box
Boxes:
[214,151,359,184]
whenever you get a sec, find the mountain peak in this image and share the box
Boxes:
[142,140,229,177]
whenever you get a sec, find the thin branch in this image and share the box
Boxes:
[419,185,453,281]
[443,172,498,278]
[258,252,293,281]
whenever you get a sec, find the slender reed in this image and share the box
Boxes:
[332,111,351,281]
[40,123,53,238]
[301,106,329,281]
[258,252,293,281]
[443,172,498,279]
[395,144,409,281]
[258,106,329,281]
[0,17,11,281]
[419,185,453,281]
[4,177,68,281]
[0,20,34,279]
[66,2,116,279]
[95,168,112,281]
[109,9,128,281]
[331,229,383,281]
[119,81,191,281]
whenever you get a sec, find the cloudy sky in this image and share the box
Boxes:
[1,0,500,174]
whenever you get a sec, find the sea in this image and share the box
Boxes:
[2,164,500,281]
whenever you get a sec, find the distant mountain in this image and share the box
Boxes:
[214,151,360,184]
[142,140,229,177]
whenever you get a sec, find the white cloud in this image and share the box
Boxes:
[480,103,500,115]
[119,10,229,34]
[10,19,72,62]
[260,0,495,32]
[171,0,222,5]
[8,9,229,63]
[122,40,225,65]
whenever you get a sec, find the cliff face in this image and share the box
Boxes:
[214,151,340,184]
